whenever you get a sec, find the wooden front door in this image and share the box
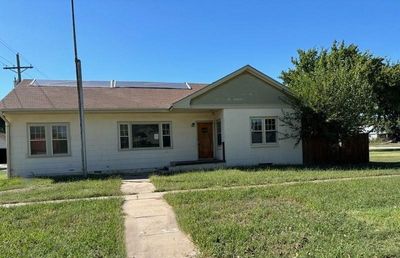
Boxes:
[197,122,214,159]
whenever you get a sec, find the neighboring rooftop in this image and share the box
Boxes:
[0,79,208,111]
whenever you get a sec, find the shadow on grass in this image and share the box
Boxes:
[36,174,123,183]
[37,172,153,183]
[153,162,400,177]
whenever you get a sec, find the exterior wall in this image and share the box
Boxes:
[6,112,216,177]
[6,108,302,177]
[222,108,302,166]
[191,72,290,107]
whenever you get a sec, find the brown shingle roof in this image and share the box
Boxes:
[0,80,207,111]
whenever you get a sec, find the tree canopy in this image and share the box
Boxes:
[281,41,399,142]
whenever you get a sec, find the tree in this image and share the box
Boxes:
[374,63,400,141]
[280,41,386,142]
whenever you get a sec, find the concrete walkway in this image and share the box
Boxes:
[122,179,197,258]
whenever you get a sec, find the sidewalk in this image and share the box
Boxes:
[121,179,197,258]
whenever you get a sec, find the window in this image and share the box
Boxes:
[119,124,130,149]
[28,124,70,156]
[265,119,277,143]
[29,126,47,155]
[250,118,277,145]
[118,122,172,150]
[162,124,171,148]
[250,119,263,144]
[216,120,222,146]
[132,124,160,148]
[52,125,68,154]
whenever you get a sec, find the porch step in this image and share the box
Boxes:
[169,160,226,172]
[170,159,224,167]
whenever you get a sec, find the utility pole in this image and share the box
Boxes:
[71,0,88,177]
[3,53,33,85]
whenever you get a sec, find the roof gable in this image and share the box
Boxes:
[172,65,293,109]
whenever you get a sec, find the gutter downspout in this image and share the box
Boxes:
[0,112,11,178]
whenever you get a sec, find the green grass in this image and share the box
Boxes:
[0,199,126,257]
[151,166,400,191]
[165,177,400,257]
[370,150,400,163]
[370,140,400,147]
[0,172,53,191]
[0,172,122,204]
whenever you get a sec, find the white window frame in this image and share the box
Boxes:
[118,121,173,151]
[249,117,278,146]
[27,123,71,157]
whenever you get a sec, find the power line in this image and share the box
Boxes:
[0,37,49,79]
[0,38,17,54]
[0,59,8,66]
[0,54,13,65]
[25,70,35,79]
[19,55,49,78]
[3,53,34,83]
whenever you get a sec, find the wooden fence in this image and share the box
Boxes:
[303,134,369,165]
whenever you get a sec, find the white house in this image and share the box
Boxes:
[0,65,302,177]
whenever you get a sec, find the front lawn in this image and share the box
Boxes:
[0,172,122,204]
[0,171,53,191]
[0,199,125,257]
[370,150,400,163]
[151,166,400,191]
[165,176,400,257]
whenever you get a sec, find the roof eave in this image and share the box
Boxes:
[0,108,172,113]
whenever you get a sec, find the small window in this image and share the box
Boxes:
[119,124,129,149]
[250,118,277,145]
[29,126,47,155]
[216,120,222,146]
[162,123,171,148]
[52,125,68,154]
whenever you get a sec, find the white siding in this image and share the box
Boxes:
[7,112,216,177]
[6,109,302,177]
[222,108,302,166]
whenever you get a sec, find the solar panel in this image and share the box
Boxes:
[31,80,191,89]
[116,81,190,89]
[32,80,110,87]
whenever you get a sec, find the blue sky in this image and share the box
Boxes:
[0,0,399,98]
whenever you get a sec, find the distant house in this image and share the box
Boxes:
[0,65,302,177]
